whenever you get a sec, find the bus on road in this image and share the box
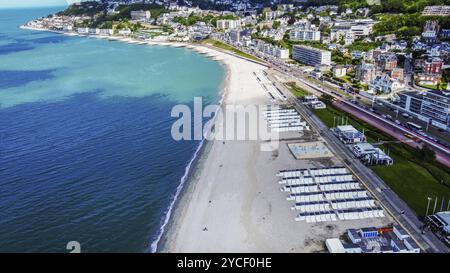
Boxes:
[406,121,422,131]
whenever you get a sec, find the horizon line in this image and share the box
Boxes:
[0,4,68,10]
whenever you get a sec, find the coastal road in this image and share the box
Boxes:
[211,39,448,159]
[288,71,450,167]
[252,50,450,162]
[271,73,450,253]
[333,101,450,167]
[203,40,449,251]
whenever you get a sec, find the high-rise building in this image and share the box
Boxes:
[229,29,241,43]
[292,45,331,66]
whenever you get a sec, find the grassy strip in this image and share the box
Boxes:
[312,103,450,216]
[416,82,448,91]
[285,82,310,98]
[201,39,262,62]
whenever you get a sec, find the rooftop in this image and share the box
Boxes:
[353,143,376,152]
[336,125,360,133]
[436,211,450,226]
[293,44,331,54]
[325,238,345,253]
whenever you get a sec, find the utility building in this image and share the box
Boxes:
[351,143,393,166]
[333,125,365,144]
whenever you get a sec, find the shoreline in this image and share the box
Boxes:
[20,24,393,253]
[19,25,268,66]
[20,24,238,253]
[151,55,232,252]
[157,59,231,253]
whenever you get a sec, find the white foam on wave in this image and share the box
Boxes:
[149,73,227,253]
[149,138,205,253]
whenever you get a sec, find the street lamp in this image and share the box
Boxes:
[425,197,432,217]
[422,197,433,234]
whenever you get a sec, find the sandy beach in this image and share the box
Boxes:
[160,47,392,252]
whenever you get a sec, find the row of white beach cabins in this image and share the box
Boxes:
[263,106,310,132]
[277,166,384,223]
[254,71,287,102]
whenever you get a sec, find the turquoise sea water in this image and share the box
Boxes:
[0,7,224,252]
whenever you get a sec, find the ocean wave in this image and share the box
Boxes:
[149,139,205,253]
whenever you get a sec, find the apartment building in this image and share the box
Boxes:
[422,5,450,16]
[417,58,444,85]
[399,90,450,131]
[265,10,283,20]
[356,62,377,84]
[255,40,289,59]
[131,10,151,21]
[330,21,373,42]
[216,19,241,30]
[289,28,321,41]
[292,45,331,66]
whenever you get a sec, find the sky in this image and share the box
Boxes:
[0,0,73,8]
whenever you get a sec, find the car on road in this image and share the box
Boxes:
[402,113,409,118]
[395,120,401,125]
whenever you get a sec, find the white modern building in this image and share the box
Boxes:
[265,10,283,20]
[77,27,89,34]
[369,74,405,94]
[289,28,321,41]
[332,66,347,77]
[351,143,393,166]
[326,226,421,253]
[422,5,450,16]
[399,91,450,131]
[63,25,73,32]
[292,45,331,66]
[118,28,132,36]
[216,19,241,30]
[131,10,151,21]
[99,29,113,36]
[255,40,289,59]
[330,20,374,42]
[333,125,365,144]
